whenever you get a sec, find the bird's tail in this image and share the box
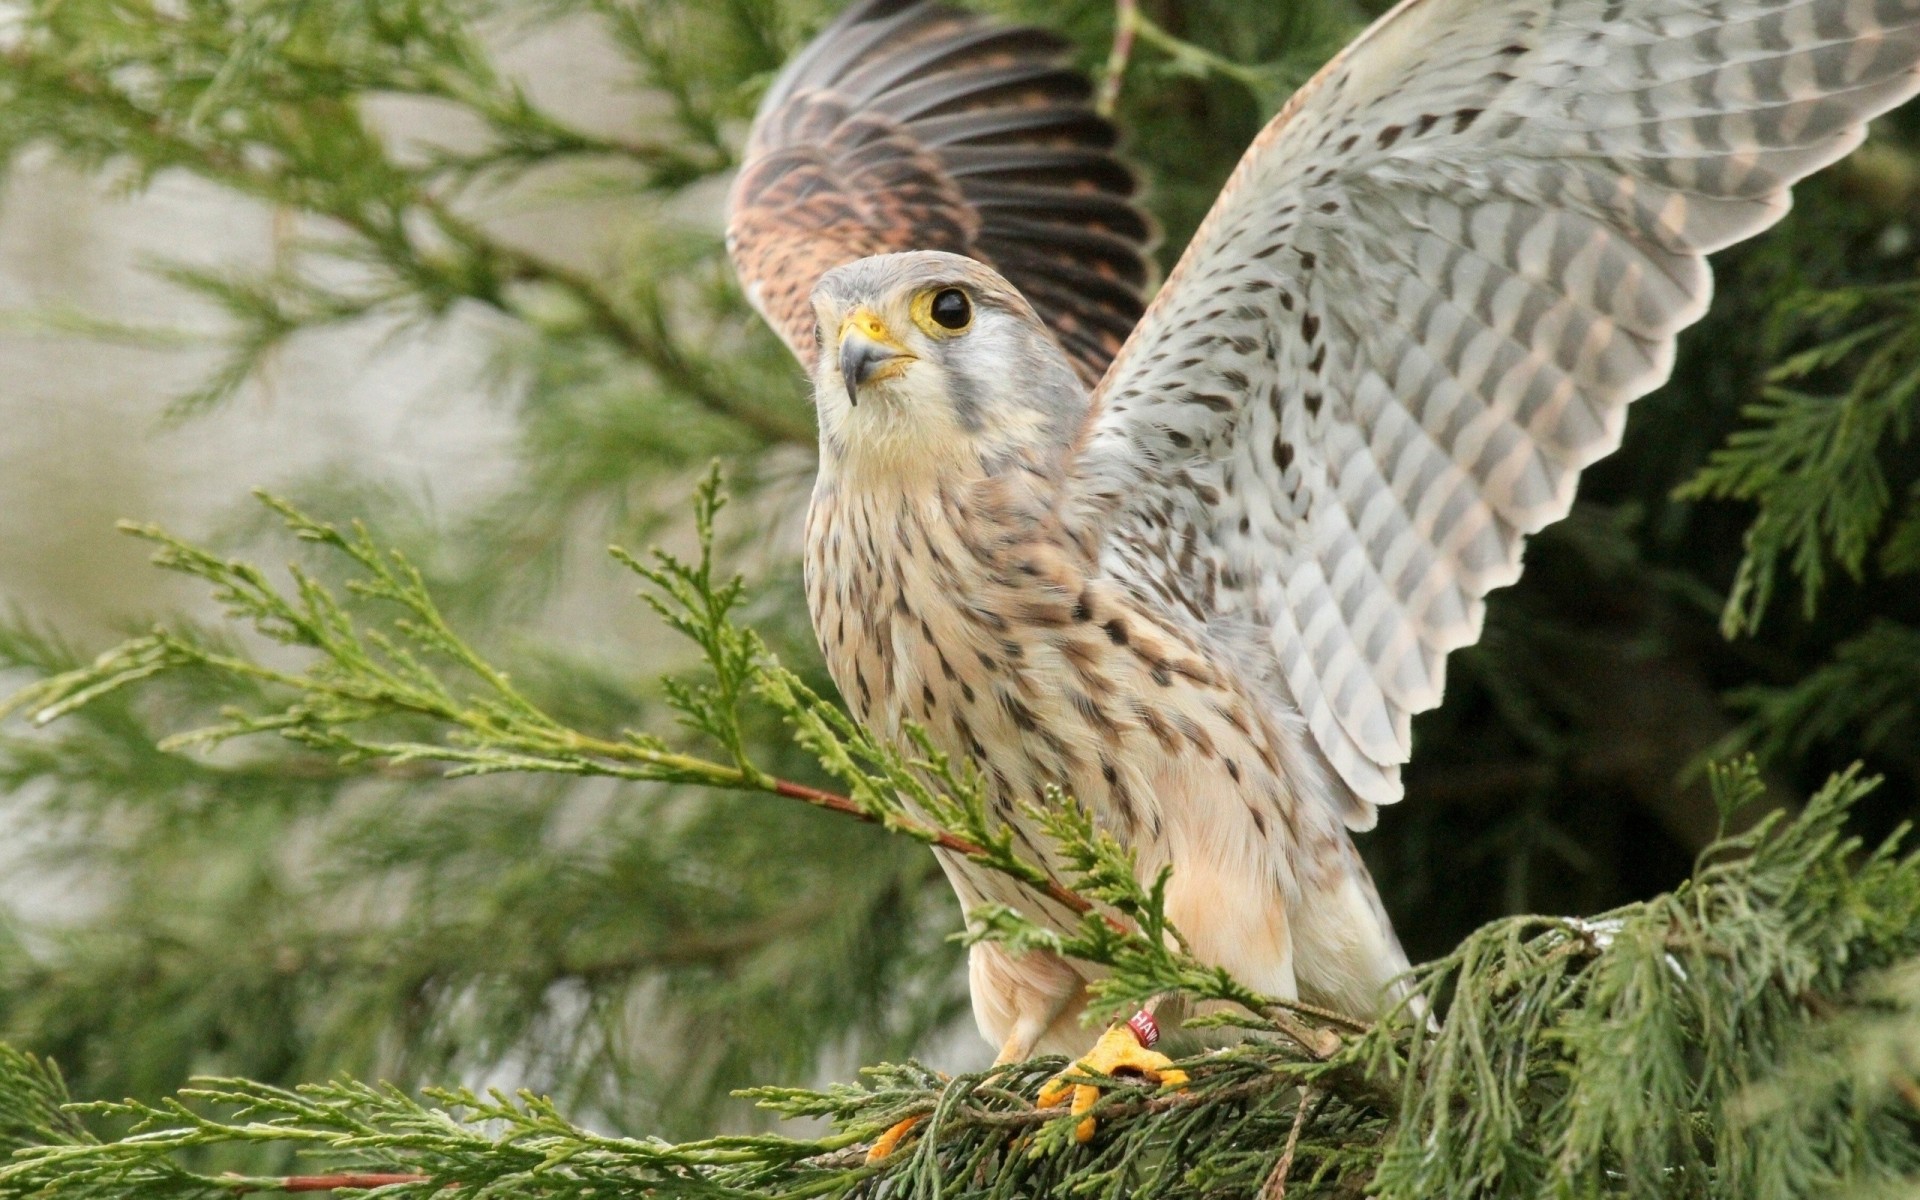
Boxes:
[1291,848,1418,1023]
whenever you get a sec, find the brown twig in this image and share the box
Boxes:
[531,723,1121,933]
[1269,997,1373,1036]
[1261,1087,1323,1199]
[562,740,1384,1046]
[763,776,1126,933]
[418,197,814,447]
[228,1174,434,1194]
[746,775,1386,1105]
[1266,1010,1345,1061]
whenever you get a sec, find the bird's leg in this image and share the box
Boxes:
[1036,1003,1189,1144]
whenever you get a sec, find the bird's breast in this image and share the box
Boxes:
[803,476,1311,902]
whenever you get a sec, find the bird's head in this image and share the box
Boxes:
[809,251,1087,482]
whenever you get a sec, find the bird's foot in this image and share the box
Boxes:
[1036,1018,1189,1144]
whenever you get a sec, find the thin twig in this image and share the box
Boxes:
[858,1071,1288,1142]
[1266,1010,1344,1061]
[1127,10,1269,93]
[541,726,1122,931]
[1098,0,1139,116]
[418,197,814,446]
[755,773,1123,931]
[1269,997,1372,1035]
[1261,1087,1322,1199]
[225,1174,434,1194]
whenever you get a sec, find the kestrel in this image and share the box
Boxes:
[726,0,1920,1123]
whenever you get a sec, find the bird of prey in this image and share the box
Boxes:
[727,0,1920,1127]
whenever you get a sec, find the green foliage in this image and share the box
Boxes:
[0,482,960,1133]
[2,0,1920,1189]
[1369,760,1920,1198]
[0,0,751,420]
[1725,620,1920,767]
[1675,266,1920,786]
[0,760,1915,1199]
[1679,281,1920,636]
[1,475,1308,1039]
[0,1048,88,1157]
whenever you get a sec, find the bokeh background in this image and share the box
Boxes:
[2,0,1916,1139]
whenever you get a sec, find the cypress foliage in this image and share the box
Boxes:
[3,482,1919,1196]
[1,0,1917,1193]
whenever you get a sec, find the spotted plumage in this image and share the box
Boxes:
[728,0,1920,1062]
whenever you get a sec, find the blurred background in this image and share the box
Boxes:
[1,0,1917,1140]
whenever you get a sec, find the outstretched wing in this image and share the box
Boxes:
[726,0,1155,385]
[1071,0,1920,822]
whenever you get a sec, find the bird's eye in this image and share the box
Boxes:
[929,288,972,331]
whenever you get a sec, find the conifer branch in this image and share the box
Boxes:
[1,766,1914,1199]
[0,0,814,444]
[1,4,1918,1193]
[1261,1086,1322,1200]
[0,469,1366,1051]
[1678,279,1920,635]
[0,475,1089,927]
[411,195,813,446]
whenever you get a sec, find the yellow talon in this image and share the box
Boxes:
[1036,1025,1190,1143]
[865,1069,952,1163]
[865,1114,925,1163]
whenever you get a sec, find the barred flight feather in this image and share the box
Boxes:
[726,0,1156,385]
[1071,0,1920,826]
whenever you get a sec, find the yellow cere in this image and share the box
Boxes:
[840,306,904,349]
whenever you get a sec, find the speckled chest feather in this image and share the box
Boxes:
[801,463,1340,969]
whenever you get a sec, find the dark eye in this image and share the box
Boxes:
[929,288,972,330]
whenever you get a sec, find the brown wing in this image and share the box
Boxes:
[725,0,1154,385]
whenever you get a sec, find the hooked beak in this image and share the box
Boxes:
[837,308,913,406]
